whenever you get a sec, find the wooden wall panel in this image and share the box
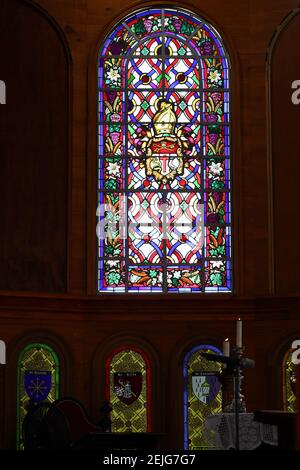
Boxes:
[0,296,300,448]
[0,0,69,292]
[269,9,300,295]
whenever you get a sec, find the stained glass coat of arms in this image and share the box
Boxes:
[97,8,231,292]
[16,343,60,449]
[183,344,222,449]
[106,347,151,432]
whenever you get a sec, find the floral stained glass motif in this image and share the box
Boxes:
[183,345,222,449]
[16,343,60,449]
[97,8,231,292]
[105,346,151,432]
[283,349,297,413]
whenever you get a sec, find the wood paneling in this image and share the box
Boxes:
[0,0,70,292]
[269,9,300,294]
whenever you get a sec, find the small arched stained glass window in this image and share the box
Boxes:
[16,343,60,449]
[97,7,232,293]
[183,344,222,449]
[283,349,297,412]
[105,346,151,432]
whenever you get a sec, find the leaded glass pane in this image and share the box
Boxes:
[16,343,60,449]
[183,345,222,449]
[106,348,151,432]
[97,8,231,293]
[283,349,297,413]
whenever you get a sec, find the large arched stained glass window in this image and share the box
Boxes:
[105,346,151,432]
[283,349,297,412]
[183,344,222,449]
[97,8,231,293]
[16,343,60,449]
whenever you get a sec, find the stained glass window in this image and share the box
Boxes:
[283,349,297,412]
[97,8,232,293]
[16,343,60,449]
[105,346,151,432]
[183,344,222,449]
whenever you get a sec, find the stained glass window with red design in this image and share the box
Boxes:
[97,8,231,293]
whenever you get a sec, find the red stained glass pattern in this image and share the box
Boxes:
[97,8,231,293]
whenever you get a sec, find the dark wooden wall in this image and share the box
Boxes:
[269,8,300,294]
[0,0,69,292]
[0,0,300,450]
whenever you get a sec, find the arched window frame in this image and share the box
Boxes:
[183,343,222,449]
[97,7,232,294]
[16,343,60,449]
[282,348,297,412]
[105,344,151,432]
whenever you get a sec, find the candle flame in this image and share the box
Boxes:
[225,338,229,342]
[238,318,241,321]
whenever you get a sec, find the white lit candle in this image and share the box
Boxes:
[236,318,242,348]
[223,338,230,357]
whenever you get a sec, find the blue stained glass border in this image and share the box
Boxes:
[183,344,221,450]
